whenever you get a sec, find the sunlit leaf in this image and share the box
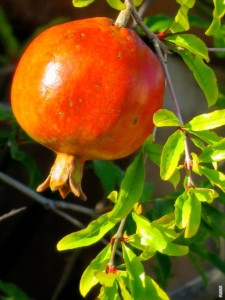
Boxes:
[117,276,131,299]
[151,213,176,229]
[72,0,95,7]
[80,244,112,297]
[108,152,145,223]
[145,276,170,300]
[191,152,201,175]
[169,5,190,33]
[184,194,201,238]
[190,136,205,150]
[122,243,145,300]
[206,16,221,35]
[153,109,182,127]
[57,213,115,250]
[200,166,225,192]
[133,0,144,6]
[165,34,209,61]
[93,271,116,287]
[160,130,186,180]
[184,110,225,131]
[177,50,218,107]
[106,0,126,10]
[107,191,118,203]
[175,191,188,229]
[199,138,225,162]
[189,130,223,144]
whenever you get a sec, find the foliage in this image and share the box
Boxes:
[0,0,225,299]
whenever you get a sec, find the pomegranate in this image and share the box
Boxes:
[11,17,165,201]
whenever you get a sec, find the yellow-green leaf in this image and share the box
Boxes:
[177,50,218,107]
[106,0,126,10]
[72,0,95,7]
[165,34,209,62]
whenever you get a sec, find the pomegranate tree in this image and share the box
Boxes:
[11,17,165,201]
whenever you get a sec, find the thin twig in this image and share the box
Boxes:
[0,207,26,222]
[137,0,153,19]
[208,48,225,52]
[51,248,82,300]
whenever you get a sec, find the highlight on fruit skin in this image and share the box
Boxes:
[11,17,165,200]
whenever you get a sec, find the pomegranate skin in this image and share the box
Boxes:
[11,17,165,200]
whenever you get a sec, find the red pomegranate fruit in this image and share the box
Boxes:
[11,17,165,201]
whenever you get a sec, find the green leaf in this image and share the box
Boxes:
[145,276,170,300]
[206,16,221,36]
[213,25,225,58]
[93,160,124,195]
[168,168,181,190]
[191,246,225,273]
[190,136,205,150]
[97,283,121,300]
[177,50,218,107]
[165,34,209,61]
[153,109,182,127]
[175,191,188,229]
[107,191,118,203]
[189,130,222,144]
[202,202,225,224]
[151,213,176,229]
[72,0,95,7]
[160,130,186,180]
[202,214,225,240]
[191,152,201,175]
[200,166,225,192]
[0,279,32,300]
[190,188,217,203]
[169,5,190,33]
[199,138,225,162]
[93,271,116,287]
[184,194,202,238]
[184,110,225,131]
[108,152,145,223]
[132,213,188,256]
[0,104,13,121]
[213,0,225,17]
[139,183,154,203]
[80,244,112,297]
[106,0,126,10]
[143,14,173,34]
[133,0,144,6]
[117,276,132,299]
[57,213,115,250]
[0,7,20,57]
[146,143,163,167]
[122,243,145,300]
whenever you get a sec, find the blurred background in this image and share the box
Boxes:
[0,0,225,299]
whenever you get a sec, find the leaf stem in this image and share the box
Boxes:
[108,217,126,267]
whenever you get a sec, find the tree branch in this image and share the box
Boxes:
[115,0,133,28]
[0,171,97,216]
[0,207,26,222]
[208,48,225,52]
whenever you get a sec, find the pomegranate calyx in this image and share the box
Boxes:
[37,153,87,201]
